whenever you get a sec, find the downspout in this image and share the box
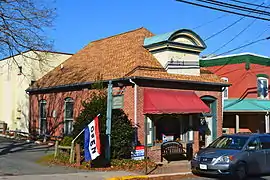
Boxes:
[26,91,31,135]
[266,111,269,133]
[129,79,138,145]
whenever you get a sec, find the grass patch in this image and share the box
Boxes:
[37,152,71,166]
[36,153,54,164]
[37,152,157,173]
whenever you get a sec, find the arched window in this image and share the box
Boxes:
[257,75,268,99]
[64,97,74,135]
[39,100,47,135]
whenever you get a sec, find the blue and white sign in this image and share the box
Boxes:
[131,146,144,160]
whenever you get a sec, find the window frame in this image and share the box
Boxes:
[221,77,229,99]
[257,76,269,99]
[64,97,74,135]
[39,99,47,135]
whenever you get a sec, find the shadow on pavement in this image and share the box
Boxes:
[0,137,53,156]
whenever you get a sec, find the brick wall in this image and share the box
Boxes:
[29,89,100,136]
[30,84,222,161]
[135,87,222,158]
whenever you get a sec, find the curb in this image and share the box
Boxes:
[107,172,192,180]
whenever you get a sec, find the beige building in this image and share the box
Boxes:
[0,50,72,132]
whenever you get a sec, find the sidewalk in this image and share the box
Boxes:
[0,172,139,180]
[147,160,191,174]
[107,160,194,180]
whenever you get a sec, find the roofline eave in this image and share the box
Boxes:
[26,76,229,93]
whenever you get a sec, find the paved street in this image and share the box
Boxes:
[3,136,270,180]
[0,136,83,176]
[0,136,135,180]
[183,174,270,180]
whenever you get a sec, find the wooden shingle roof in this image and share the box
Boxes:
[32,27,224,89]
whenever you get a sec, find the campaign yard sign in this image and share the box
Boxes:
[131,146,144,160]
[84,115,101,161]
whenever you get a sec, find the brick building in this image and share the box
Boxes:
[201,53,270,134]
[27,28,228,161]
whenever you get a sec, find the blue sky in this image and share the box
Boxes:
[50,0,270,57]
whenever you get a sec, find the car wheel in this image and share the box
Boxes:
[191,170,200,176]
[234,163,247,180]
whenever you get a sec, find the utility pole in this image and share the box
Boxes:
[106,80,113,163]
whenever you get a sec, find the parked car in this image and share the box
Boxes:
[191,133,270,180]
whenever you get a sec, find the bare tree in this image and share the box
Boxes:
[0,0,55,59]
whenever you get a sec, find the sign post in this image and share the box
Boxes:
[144,116,148,175]
[106,80,113,162]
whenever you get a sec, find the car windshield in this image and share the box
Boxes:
[208,136,249,150]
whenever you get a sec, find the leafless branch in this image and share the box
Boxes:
[0,0,55,60]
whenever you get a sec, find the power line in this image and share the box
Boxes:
[204,16,245,41]
[229,0,270,9]
[195,0,270,16]
[209,2,267,54]
[211,18,258,54]
[215,36,270,56]
[192,14,228,30]
[176,0,270,21]
[237,25,270,53]
[191,0,259,30]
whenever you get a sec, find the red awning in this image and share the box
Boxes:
[143,88,210,114]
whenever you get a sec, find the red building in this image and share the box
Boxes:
[201,53,270,134]
[27,28,228,161]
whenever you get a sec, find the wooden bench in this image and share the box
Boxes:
[161,141,186,162]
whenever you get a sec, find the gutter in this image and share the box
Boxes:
[129,79,138,145]
[26,76,229,93]
[129,79,138,128]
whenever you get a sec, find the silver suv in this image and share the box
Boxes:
[191,133,270,180]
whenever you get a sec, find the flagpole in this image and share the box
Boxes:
[69,114,101,163]
[73,114,101,141]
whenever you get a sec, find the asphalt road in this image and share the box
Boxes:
[0,136,136,180]
[0,136,84,176]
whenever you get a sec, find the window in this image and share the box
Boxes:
[18,66,22,75]
[221,77,229,99]
[39,100,47,135]
[209,136,249,150]
[257,77,268,99]
[248,138,261,150]
[64,98,74,135]
[259,136,270,149]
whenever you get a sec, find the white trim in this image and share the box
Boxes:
[221,77,229,99]
[200,52,270,60]
[265,113,269,133]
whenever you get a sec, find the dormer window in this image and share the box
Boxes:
[221,77,229,99]
[257,74,269,99]
[144,29,206,76]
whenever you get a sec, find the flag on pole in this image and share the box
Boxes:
[84,115,101,161]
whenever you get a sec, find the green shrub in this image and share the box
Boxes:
[73,91,135,160]
[60,136,73,146]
